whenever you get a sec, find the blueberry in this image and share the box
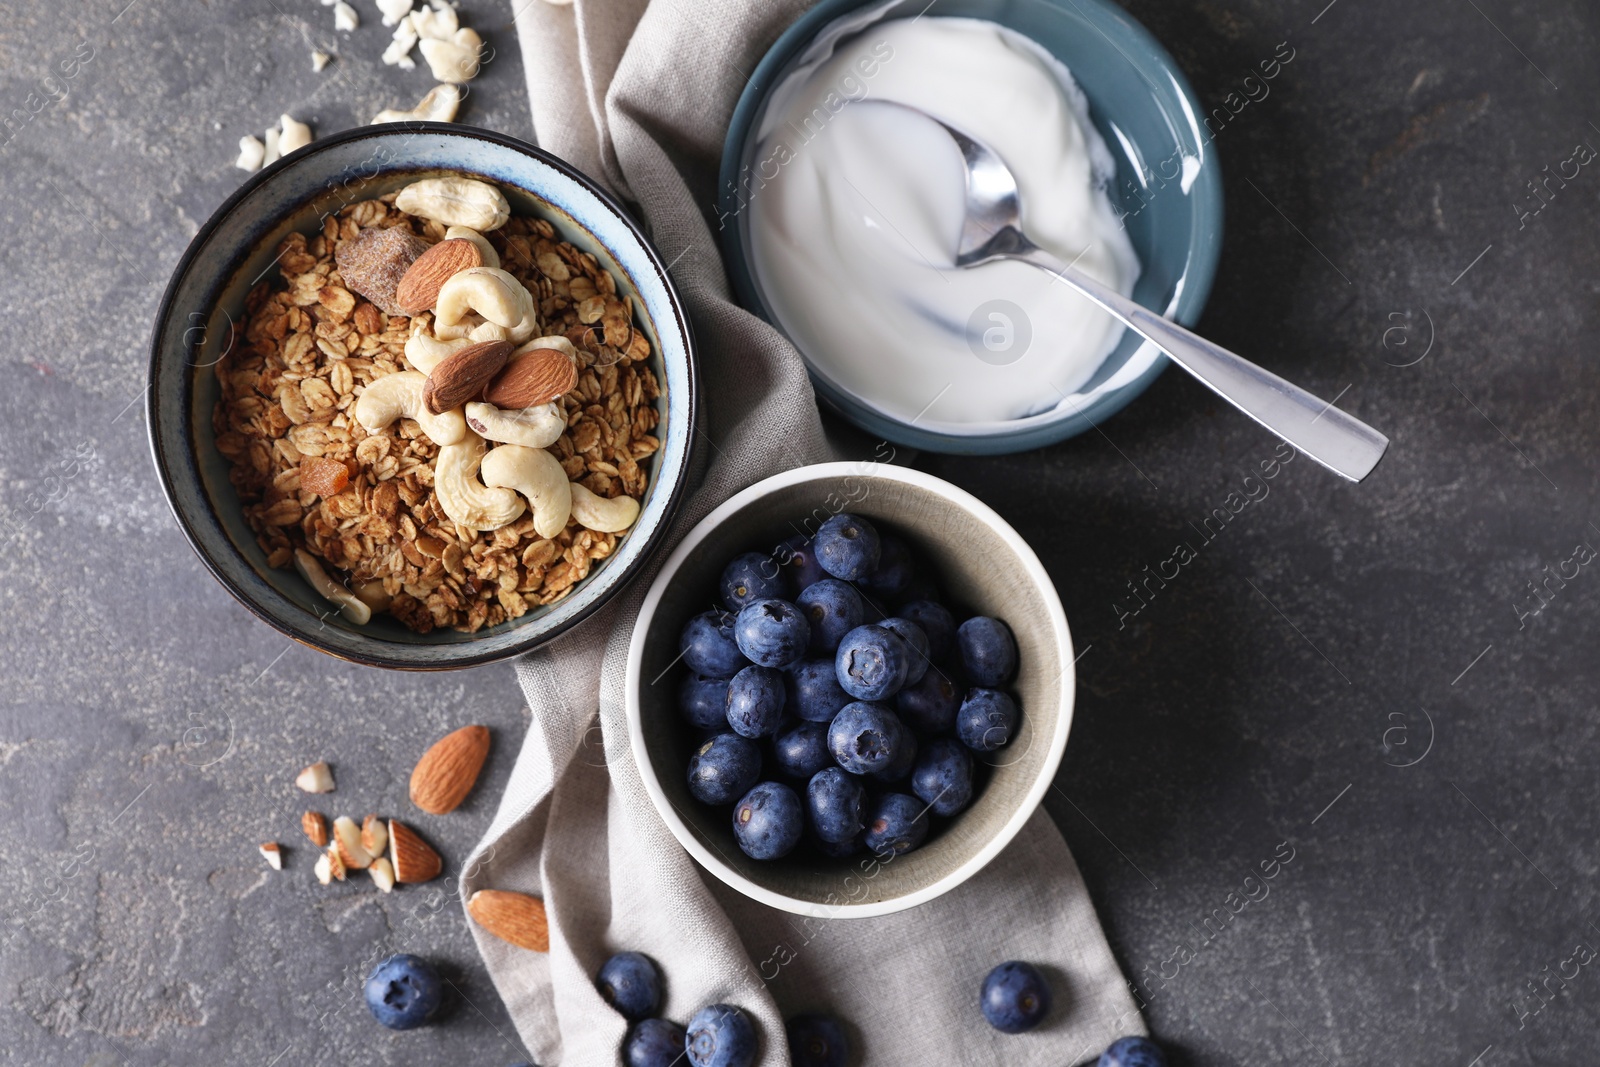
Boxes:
[785,659,852,722]
[896,600,955,661]
[911,737,974,816]
[681,610,748,677]
[814,513,881,581]
[787,1013,850,1067]
[895,670,962,734]
[863,792,929,856]
[859,535,913,598]
[879,617,930,685]
[980,961,1051,1033]
[957,616,1017,687]
[625,1018,689,1067]
[778,535,829,592]
[688,733,762,805]
[826,702,909,776]
[1098,1036,1169,1067]
[721,551,788,611]
[806,767,867,843]
[773,721,834,780]
[686,1004,758,1067]
[834,624,910,701]
[732,781,804,860]
[364,954,443,1030]
[796,579,865,655]
[597,951,662,1021]
[680,673,733,731]
[734,598,810,668]
[725,665,786,738]
[956,688,1019,752]
[870,730,917,785]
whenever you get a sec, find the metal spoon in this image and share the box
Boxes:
[874,101,1389,482]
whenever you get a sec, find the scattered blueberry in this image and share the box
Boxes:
[686,1004,758,1067]
[880,617,930,685]
[834,624,910,701]
[774,721,834,780]
[863,792,929,856]
[814,513,881,581]
[680,673,734,731]
[896,599,955,661]
[957,616,1017,687]
[787,1013,850,1067]
[870,730,917,784]
[364,954,443,1031]
[895,670,962,734]
[734,598,810,668]
[826,702,908,776]
[625,1018,689,1067]
[721,552,788,611]
[732,781,804,860]
[806,767,867,843]
[786,658,852,722]
[980,961,1051,1033]
[796,578,865,655]
[688,733,762,805]
[956,688,1019,752]
[681,610,748,677]
[911,737,974,816]
[596,951,662,1021]
[779,535,829,591]
[725,665,786,738]
[1098,1036,1169,1067]
[859,535,913,598]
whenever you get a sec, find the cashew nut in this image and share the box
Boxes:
[279,114,313,156]
[354,371,467,445]
[294,549,373,625]
[444,225,500,270]
[481,445,572,539]
[371,84,461,125]
[465,401,566,449]
[419,28,483,84]
[404,321,472,374]
[569,482,642,533]
[436,435,526,531]
[510,334,580,364]
[395,176,510,232]
[435,267,537,343]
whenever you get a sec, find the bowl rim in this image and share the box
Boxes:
[715,0,1225,455]
[625,461,1076,917]
[146,122,699,670]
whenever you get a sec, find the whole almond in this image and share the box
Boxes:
[395,238,484,314]
[424,339,512,414]
[467,889,550,952]
[409,725,490,814]
[302,811,329,847]
[482,347,578,409]
[387,819,442,883]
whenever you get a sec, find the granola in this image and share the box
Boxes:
[212,191,661,633]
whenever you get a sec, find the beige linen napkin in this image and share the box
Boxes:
[458,2,1147,1063]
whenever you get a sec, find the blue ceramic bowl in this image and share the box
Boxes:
[148,125,696,669]
[718,0,1223,454]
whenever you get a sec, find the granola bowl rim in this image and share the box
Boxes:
[147,123,697,671]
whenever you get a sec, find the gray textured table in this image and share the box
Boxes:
[2,0,1595,1064]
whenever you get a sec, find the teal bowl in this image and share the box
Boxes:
[718,0,1223,454]
[148,125,696,669]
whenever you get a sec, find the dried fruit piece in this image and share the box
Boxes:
[409,725,490,814]
[370,856,396,893]
[395,238,483,314]
[259,842,283,870]
[424,340,512,415]
[299,456,350,497]
[482,347,577,409]
[332,815,373,870]
[303,811,329,847]
[388,819,442,883]
[334,227,430,317]
[360,814,388,856]
[467,889,549,952]
[296,761,335,793]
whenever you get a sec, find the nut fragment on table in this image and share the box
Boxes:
[296,761,335,794]
[303,810,330,847]
[259,842,283,870]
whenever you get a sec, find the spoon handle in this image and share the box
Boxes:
[1018,248,1389,482]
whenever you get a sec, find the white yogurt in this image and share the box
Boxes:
[745,17,1140,426]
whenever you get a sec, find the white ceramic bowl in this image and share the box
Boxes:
[625,462,1075,917]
